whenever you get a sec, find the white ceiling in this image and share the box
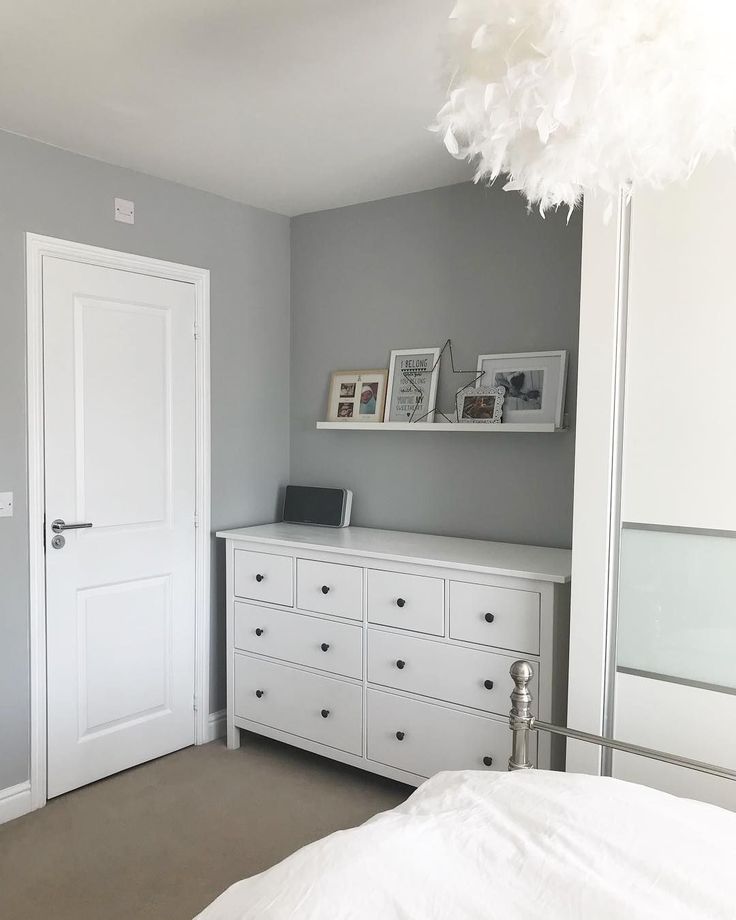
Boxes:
[0,0,470,215]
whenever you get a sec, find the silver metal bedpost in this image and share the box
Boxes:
[508,660,535,771]
[507,660,736,782]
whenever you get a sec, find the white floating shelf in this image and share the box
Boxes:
[316,421,561,433]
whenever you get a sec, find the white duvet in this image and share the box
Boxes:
[196,769,736,920]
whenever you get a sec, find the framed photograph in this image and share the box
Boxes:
[456,386,505,424]
[476,351,568,427]
[326,370,388,422]
[385,347,441,423]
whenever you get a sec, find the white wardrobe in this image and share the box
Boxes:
[568,156,736,809]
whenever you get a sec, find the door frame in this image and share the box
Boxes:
[26,233,211,810]
[566,195,631,775]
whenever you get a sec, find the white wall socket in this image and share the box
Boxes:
[0,492,13,517]
[114,197,135,224]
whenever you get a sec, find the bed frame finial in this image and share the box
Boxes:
[508,660,535,771]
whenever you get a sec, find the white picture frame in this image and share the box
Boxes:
[456,385,505,424]
[476,350,568,428]
[326,369,388,422]
[385,347,441,423]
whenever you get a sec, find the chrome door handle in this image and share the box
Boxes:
[51,519,93,534]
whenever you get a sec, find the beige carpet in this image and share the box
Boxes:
[0,734,411,919]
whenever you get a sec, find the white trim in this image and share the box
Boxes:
[566,194,631,775]
[600,198,631,774]
[25,233,211,812]
[26,236,47,811]
[0,782,32,826]
[206,710,227,742]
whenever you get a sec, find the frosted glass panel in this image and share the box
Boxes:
[617,527,736,690]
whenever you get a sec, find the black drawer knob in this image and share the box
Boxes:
[321,585,330,595]
[396,597,406,608]
[255,573,265,583]
[255,628,264,637]
[320,642,330,652]
[395,731,405,741]
[396,659,406,670]
[483,755,493,767]
[321,709,330,719]
[484,612,495,623]
[484,679,494,690]
[255,689,264,699]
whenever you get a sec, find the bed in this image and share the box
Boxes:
[196,662,736,920]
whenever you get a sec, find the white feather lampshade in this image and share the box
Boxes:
[435,0,736,215]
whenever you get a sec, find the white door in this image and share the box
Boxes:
[43,257,197,798]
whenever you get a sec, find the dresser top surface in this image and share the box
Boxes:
[216,523,571,583]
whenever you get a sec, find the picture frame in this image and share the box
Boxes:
[456,386,505,424]
[476,350,568,427]
[385,347,441,423]
[326,369,388,422]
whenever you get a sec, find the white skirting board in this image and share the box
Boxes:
[0,781,32,826]
[207,710,227,743]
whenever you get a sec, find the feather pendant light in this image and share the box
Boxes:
[434,0,736,215]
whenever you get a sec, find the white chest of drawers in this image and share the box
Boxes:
[217,523,571,785]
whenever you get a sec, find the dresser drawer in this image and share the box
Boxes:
[367,569,444,635]
[367,629,534,717]
[296,558,363,621]
[234,549,294,607]
[234,602,362,679]
[449,581,540,655]
[367,689,527,778]
[234,655,363,755]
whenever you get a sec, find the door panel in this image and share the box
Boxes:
[613,673,736,811]
[79,575,172,736]
[617,527,736,691]
[609,162,736,806]
[44,257,196,798]
[621,157,736,531]
[77,298,170,528]
[569,163,736,804]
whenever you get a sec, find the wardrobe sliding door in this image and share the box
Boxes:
[611,157,736,809]
[568,156,736,809]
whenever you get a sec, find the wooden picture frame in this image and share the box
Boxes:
[326,369,388,422]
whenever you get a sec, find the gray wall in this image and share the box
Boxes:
[0,140,582,795]
[290,183,582,546]
[0,131,290,789]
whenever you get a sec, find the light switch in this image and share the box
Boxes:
[0,492,13,517]
[114,197,135,224]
